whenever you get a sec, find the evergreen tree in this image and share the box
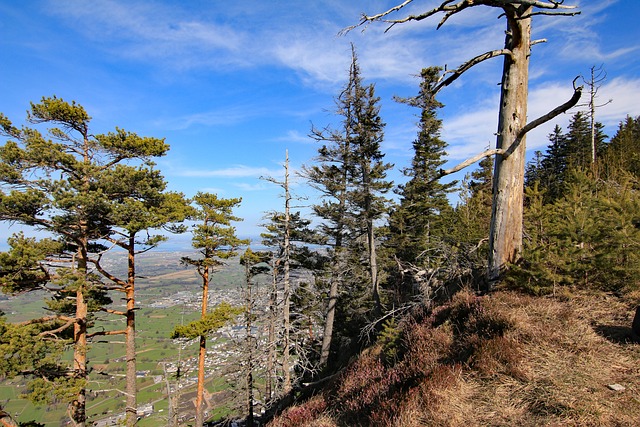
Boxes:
[303,45,391,367]
[90,169,192,427]
[565,111,607,171]
[450,156,494,273]
[604,116,640,178]
[345,47,393,314]
[173,193,247,427]
[0,97,168,426]
[388,67,455,264]
[538,124,569,202]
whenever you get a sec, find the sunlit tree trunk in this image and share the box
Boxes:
[125,234,137,427]
[488,7,532,284]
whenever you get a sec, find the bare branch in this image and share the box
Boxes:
[100,307,127,316]
[520,82,582,136]
[525,10,580,18]
[433,48,512,95]
[342,0,578,34]
[438,148,505,178]
[39,317,76,337]
[88,329,126,339]
[492,80,582,160]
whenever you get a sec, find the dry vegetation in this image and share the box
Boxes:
[267,289,640,426]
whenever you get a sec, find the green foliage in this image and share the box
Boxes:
[387,67,455,265]
[511,168,640,294]
[0,233,62,293]
[378,318,402,364]
[171,302,241,339]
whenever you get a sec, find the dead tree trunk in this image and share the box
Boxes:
[348,1,581,288]
[487,7,532,284]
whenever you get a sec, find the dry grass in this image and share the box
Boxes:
[267,288,640,427]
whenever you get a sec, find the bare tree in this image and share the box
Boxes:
[347,0,582,286]
[579,65,612,166]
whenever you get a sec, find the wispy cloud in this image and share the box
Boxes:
[178,165,282,179]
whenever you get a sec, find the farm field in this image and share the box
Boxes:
[0,251,248,426]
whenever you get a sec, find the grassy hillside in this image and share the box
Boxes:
[267,288,640,426]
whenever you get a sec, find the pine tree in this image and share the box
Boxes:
[89,169,192,427]
[173,193,247,427]
[0,97,168,426]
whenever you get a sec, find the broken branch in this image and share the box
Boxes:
[433,48,512,95]
[438,148,505,178]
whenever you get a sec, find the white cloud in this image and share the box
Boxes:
[178,165,282,179]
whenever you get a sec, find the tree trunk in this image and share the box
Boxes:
[488,7,532,285]
[195,262,210,427]
[70,245,88,427]
[265,259,277,402]
[282,151,292,393]
[319,261,339,367]
[125,235,137,427]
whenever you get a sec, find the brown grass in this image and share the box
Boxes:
[267,288,640,427]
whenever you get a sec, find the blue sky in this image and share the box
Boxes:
[1,0,639,246]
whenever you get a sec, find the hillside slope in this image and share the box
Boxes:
[267,289,640,427]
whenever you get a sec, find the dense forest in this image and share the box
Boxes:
[1,1,639,427]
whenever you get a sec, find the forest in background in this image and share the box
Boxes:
[1,1,640,427]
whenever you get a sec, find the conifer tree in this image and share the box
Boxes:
[348,1,582,285]
[604,116,640,178]
[0,97,168,426]
[304,45,391,366]
[565,111,606,171]
[88,169,192,427]
[172,193,247,427]
[389,67,455,264]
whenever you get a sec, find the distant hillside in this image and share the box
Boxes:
[266,288,640,427]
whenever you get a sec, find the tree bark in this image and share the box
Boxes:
[195,258,210,427]
[488,6,532,285]
[282,151,292,393]
[319,261,339,367]
[125,235,137,427]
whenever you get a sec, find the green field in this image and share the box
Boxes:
[0,252,247,426]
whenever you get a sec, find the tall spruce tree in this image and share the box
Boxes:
[389,67,455,264]
[565,111,606,171]
[0,97,168,426]
[303,45,391,367]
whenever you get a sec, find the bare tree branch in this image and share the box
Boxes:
[438,148,505,178]
[343,0,578,34]
[88,329,126,339]
[433,49,512,95]
[502,80,582,157]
